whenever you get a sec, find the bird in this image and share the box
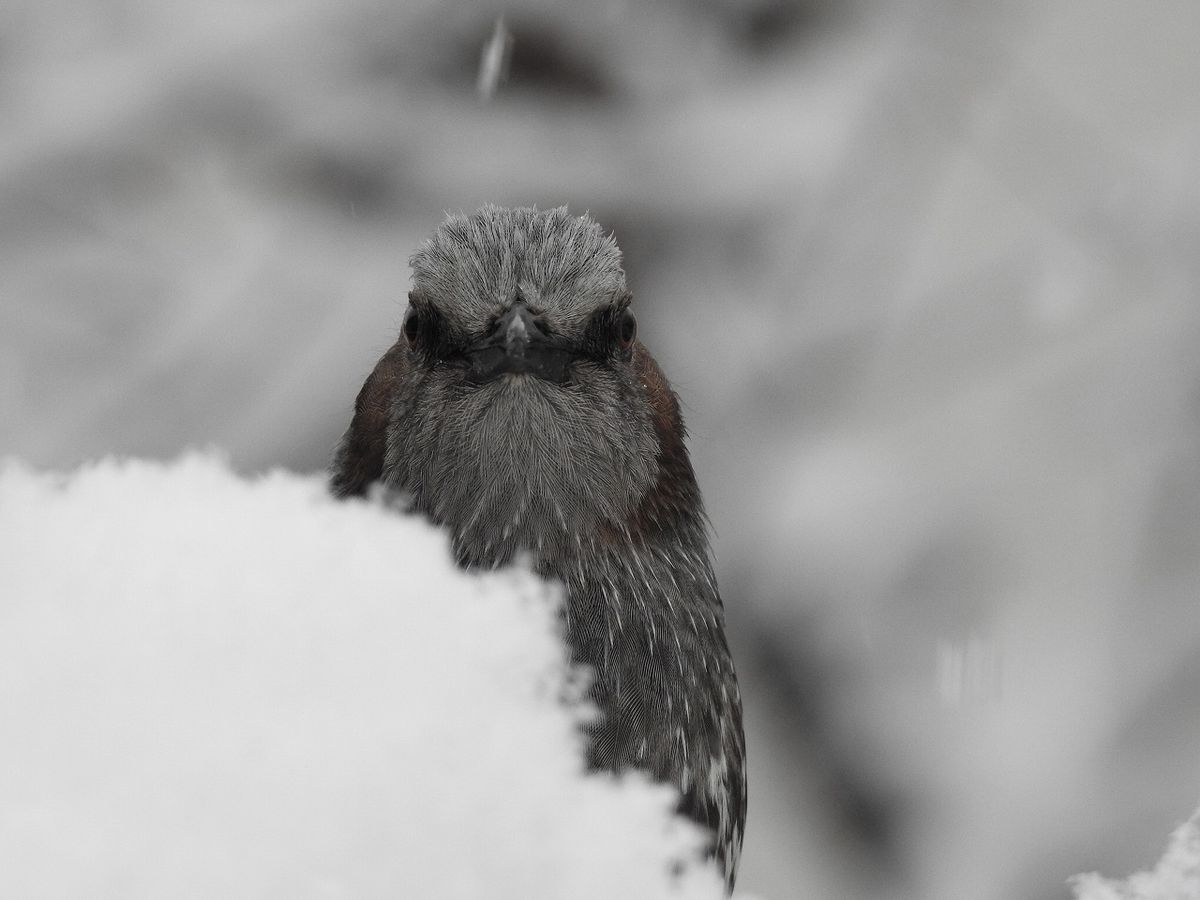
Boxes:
[329,205,746,890]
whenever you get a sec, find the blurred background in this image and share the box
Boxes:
[3,0,1199,897]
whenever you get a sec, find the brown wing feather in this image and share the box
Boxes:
[330,341,408,498]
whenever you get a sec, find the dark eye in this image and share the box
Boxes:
[402,306,421,345]
[617,309,637,350]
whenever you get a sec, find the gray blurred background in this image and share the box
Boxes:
[3,1,1199,898]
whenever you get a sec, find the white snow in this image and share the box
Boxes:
[0,453,725,899]
[1072,813,1200,900]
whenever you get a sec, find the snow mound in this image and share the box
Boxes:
[0,454,723,899]
[1072,813,1200,900]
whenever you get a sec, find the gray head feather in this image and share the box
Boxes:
[410,205,628,338]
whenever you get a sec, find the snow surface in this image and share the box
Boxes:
[0,454,725,899]
[1073,813,1200,900]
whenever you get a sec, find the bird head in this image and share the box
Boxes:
[331,206,700,569]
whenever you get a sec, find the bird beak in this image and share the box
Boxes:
[465,302,574,384]
[501,304,533,359]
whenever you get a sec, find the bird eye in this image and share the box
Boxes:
[617,309,637,351]
[402,306,421,345]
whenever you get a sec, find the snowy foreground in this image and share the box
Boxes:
[4,453,1194,900]
[0,455,724,899]
[1073,815,1200,900]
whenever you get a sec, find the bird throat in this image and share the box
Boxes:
[409,378,654,572]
